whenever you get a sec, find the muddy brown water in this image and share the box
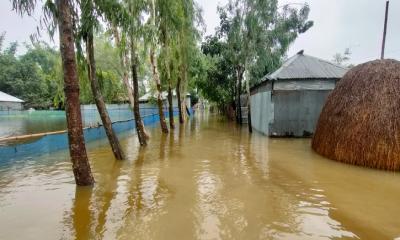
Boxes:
[0,112,399,240]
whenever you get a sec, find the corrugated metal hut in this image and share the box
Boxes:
[250,51,348,137]
[0,91,24,111]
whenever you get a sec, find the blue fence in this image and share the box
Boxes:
[0,107,181,163]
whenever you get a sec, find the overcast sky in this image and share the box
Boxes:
[1,0,399,64]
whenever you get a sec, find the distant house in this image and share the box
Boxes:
[139,90,191,108]
[250,51,348,137]
[0,91,24,111]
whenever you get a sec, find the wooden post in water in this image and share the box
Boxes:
[381,0,389,60]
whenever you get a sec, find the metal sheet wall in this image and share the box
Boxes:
[274,79,336,91]
[250,91,274,135]
[270,90,331,137]
[0,102,23,111]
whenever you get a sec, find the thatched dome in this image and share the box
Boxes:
[312,59,400,171]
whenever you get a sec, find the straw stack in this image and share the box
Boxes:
[312,59,400,171]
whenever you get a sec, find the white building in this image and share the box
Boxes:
[0,91,24,111]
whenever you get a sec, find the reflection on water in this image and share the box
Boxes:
[0,112,400,240]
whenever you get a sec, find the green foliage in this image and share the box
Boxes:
[75,30,128,104]
[126,0,204,102]
[247,2,314,84]
[94,34,123,77]
[196,35,235,108]
[0,40,61,109]
[0,31,129,109]
[97,70,126,103]
[8,0,204,110]
[196,0,313,110]
[222,0,313,86]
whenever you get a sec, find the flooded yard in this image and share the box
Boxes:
[0,113,399,239]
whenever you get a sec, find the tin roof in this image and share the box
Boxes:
[0,91,24,103]
[264,51,348,81]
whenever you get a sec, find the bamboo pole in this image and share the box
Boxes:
[0,119,133,143]
[0,130,68,142]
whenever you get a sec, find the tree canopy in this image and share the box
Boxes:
[195,0,313,111]
[6,0,314,114]
[0,32,130,109]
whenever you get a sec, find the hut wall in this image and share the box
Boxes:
[270,90,331,137]
[251,81,272,95]
[250,79,336,137]
[250,91,274,135]
[274,79,336,91]
[0,101,23,111]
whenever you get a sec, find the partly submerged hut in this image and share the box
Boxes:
[312,59,400,171]
[0,91,24,111]
[250,51,347,137]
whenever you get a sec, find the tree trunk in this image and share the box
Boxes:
[114,27,149,140]
[236,67,243,125]
[57,0,94,186]
[247,102,253,132]
[86,28,125,160]
[176,75,184,124]
[182,66,189,122]
[246,78,253,133]
[149,0,168,133]
[130,37,148,146]
[162,24,174,130]
[150,49,169,133]
[167,84,175,129]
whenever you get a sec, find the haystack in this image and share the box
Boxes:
[312,59,400,171]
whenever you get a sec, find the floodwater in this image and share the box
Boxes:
[0,112,399,240]
[0,110,67,137]
[0,104,155,138]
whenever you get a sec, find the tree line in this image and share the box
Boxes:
[0,33,137,109]
[10,0,313,186]
[12,0,201,186]
[196,0,313,125]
